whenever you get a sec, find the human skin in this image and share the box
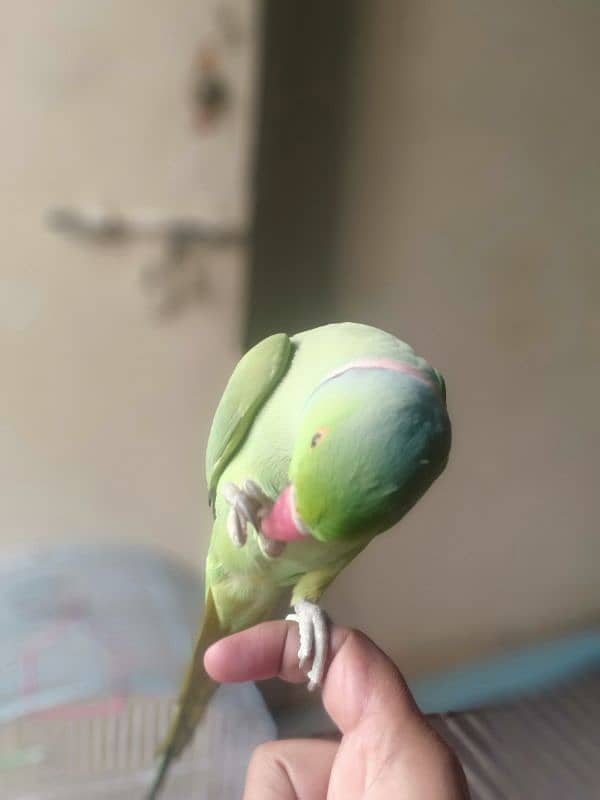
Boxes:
[205,621,470,800]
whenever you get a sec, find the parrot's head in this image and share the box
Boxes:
[260,360,451,545]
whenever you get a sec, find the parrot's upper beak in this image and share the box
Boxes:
[260,484,311,542]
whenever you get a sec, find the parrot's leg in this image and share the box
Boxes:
[222,480,273,547]
[286,552,367,691]
[286,600,329,691]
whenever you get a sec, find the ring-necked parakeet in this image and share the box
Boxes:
[147,322,451,798]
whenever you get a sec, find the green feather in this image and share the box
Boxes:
[205,332,293,507]
[148,322,451,798]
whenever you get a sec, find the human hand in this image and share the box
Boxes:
[205,621,469,799]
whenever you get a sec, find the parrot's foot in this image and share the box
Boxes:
[222,480,273,548]
[286,600,329,691]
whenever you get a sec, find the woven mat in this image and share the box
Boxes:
[0,687,275,799]
[430,670,600,799]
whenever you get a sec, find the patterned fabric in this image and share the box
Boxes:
[0,544,276,799]
[0,544,204,721]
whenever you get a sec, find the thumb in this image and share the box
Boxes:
[206,622,468,799]
[320,627,424,736]
[205,621,424,735]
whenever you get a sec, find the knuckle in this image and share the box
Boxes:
[247,741,279,773]
[246,741,293,794]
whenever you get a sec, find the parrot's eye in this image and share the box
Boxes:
[310,427,329,449]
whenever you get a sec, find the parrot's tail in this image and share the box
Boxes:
[146,587,223,800]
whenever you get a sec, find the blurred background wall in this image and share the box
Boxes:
[0,1,256,562]
[324,0,600,674]
[0,0,598,684]
[248,1,599,678]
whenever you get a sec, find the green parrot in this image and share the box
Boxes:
[147,322,451,798]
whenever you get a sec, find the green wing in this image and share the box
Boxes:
[206,332,293,507]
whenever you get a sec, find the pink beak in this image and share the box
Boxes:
[260,485,310,542]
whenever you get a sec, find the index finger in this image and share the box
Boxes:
[204,620,424,736]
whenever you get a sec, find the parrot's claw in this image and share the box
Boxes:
[242,479,272,507]
[222,480,273,548]
[286,600,329,690]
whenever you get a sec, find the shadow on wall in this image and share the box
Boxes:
[249,1,600,674]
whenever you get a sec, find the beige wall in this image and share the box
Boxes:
[2,1,598,684]
[0,2,257,563]
[324,1,600,674]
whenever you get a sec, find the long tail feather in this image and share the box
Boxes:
[146,587,223,799]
